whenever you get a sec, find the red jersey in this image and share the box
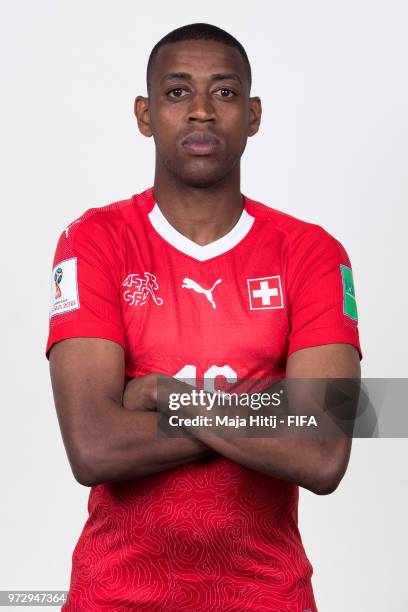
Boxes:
[46,187,362,611]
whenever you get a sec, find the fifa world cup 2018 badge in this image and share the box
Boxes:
[54,267,63,299]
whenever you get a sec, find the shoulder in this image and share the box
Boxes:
[245,194,347,255]
[55,187,153,248]
[61,196,135,244]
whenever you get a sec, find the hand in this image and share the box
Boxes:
[122,372,168,412]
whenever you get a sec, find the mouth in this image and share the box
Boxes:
[181,131,221,156]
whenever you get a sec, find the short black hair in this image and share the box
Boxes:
[146,23,252,93]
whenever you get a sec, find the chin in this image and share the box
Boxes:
[159,151,239,188]
[181,173,225,189]
[175,159,236,188]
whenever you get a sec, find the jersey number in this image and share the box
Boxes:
[174,365,237,392]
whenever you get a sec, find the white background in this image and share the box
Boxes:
[1,1,408,610]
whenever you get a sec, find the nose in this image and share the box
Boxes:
[187,91,216,123]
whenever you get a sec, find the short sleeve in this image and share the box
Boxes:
[46,216,125,359]
[287,226,363,360]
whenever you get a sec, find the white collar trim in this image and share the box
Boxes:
[148,202,255,261]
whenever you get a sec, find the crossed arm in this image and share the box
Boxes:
[49,338,360,494]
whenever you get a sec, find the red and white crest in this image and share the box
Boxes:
[247,275,284,310]
[123,272,163,307]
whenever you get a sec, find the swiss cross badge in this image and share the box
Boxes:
[247,275,284,310]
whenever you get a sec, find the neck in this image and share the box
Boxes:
[152,165,243,246]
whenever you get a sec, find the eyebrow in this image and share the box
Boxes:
[159,72,243,85]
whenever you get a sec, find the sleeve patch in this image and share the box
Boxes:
[340,264,358,321]
[50,257,80,318]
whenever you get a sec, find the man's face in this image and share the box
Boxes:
[135,40,261,188]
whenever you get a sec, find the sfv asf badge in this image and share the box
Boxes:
[247,275,284,310]
[123,272,163,307]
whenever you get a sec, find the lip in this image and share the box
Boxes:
[181,131,221,156]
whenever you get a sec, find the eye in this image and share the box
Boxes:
[166,87,189,99]
[214,88,237,98]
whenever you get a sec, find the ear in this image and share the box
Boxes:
[134,96,153,137]
[248,96,262,137]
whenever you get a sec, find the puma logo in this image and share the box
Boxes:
[182,278,222,309]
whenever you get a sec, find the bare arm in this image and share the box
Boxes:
[49,337,214,487]
[158,344,361,495]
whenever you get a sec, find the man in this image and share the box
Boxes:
[47,23,362,611]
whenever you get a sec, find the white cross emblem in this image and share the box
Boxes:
[247,276,284,310]
[252,281,278,305]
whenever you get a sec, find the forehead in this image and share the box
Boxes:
[151,39,248,83]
